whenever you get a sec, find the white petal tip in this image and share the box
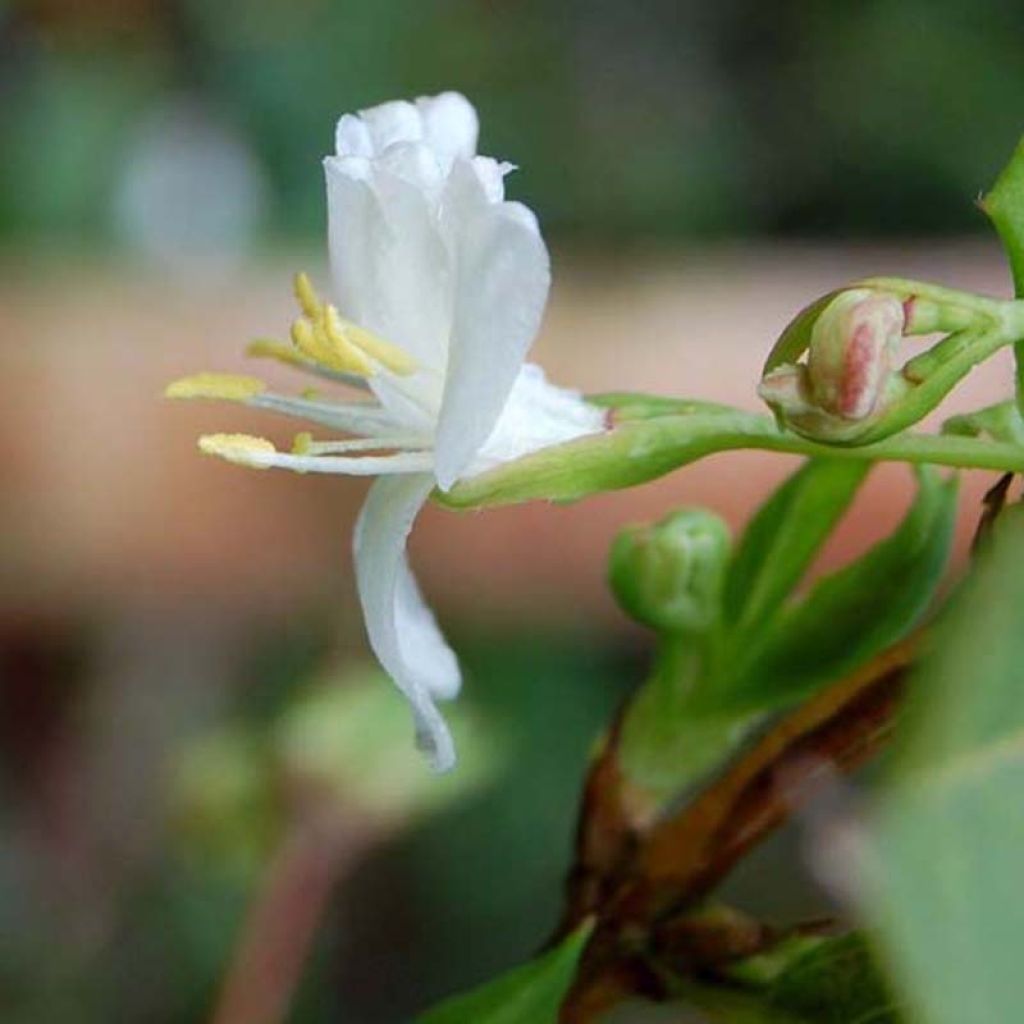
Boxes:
[418,722,457,774]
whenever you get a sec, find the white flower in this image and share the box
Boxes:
[167,92,605,771]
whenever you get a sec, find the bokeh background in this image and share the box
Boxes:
[2,1,1023,1021]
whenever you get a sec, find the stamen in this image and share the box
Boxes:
[198,433,276,468]
[166,372,266,402]
[292,431,314,454]
[290,271,415,378]
[246,339,306,368]
[290,433,431,456]
[294,271,322,319]
[334,312,418,376]
[245,339,371,391]
[315,307,377,376]
[248,392,403,436]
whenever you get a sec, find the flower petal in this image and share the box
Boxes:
[415,92,478,167]
[433,182,551,489]
[355,474,460,771]
[324,155,452,427]
[475,362,607,470]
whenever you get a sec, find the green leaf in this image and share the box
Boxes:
[982,136,1024,298]
[716,467,957,713]
[588,393,741,421]
[764,934,902,1023]
[722,459,871,636]
[942,399,1024,445]
[864,508,1024,1024]
[982,136,1024,410]
[416,922,592,1024]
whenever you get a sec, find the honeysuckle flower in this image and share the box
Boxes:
[167,92,605,771]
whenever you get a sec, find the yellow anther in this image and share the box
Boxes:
[343,319,417,376]
[165,372,266,402]
[246,339,307,368]
[288,314,364,376]
[292,431,314,455]
[198,433,276,468]
[301,387,320,400]
[294,272,322,319]
[320,305,376,376]
[290,317,330,365]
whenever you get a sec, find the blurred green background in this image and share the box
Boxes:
[4,0,1024,251]
[1,1,1021,1022]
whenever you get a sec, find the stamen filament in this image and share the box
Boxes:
[291,433,431,455]
[328,310,418,376]
[249,392,408,436]
[245,339,371,391]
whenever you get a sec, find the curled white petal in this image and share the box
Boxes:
[354,474,459,772]
[416,92,478,167]
[336,91,478,171]
[434,190,551,489]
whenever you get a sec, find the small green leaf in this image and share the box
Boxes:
[589,393,740,420]
[764,934,902,1023]
[864,507,1024,1024]
[942,399,1024,445]
[716,467,957,713]
[982,136,1024,409]
[982,136,1024,298]
[722,459,871,637]
[416,922,592,1024]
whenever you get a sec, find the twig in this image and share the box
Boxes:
[209,794,370,1024]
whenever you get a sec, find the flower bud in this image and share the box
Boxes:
[759,288,908,443]
[609,508,731,634]
[806,288,905,420]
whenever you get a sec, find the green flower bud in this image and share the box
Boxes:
[609,508,731,634]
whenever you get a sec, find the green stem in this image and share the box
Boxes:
[438,408,1024,511]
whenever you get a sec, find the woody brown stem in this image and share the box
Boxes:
[609,635,914,929]
[559,636,916,1022]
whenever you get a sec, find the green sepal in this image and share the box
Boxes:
[762,291,842,375]
[415,921,593,1024]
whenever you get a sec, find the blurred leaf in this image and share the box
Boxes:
[764,934,902,1023]
[722,459,871,636]
[717,467,956,712]
[274,665,501,824]
[173,727,277,878]
[865,507,1024,1024]
[416,922,592,1024]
